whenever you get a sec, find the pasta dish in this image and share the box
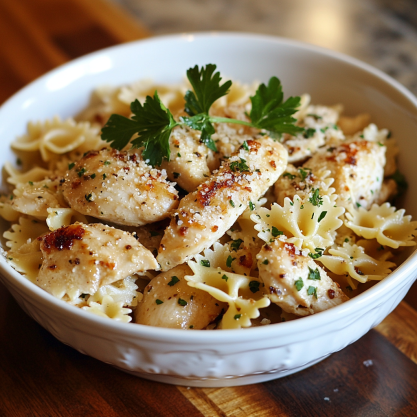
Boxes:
[2,65,416,330]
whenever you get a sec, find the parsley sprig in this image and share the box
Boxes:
[101,64,303,166]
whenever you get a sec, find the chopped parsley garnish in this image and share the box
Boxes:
[229,200,235,208]
[317,211,327,222]
[283,172,296,180]
[101,64,302,166]
[189,325,194,329]
[230,158,249,172]
[104,160,111,166]
[249,281,260,293]
[68,162,75,170]
[249,201,255,211]
[309,188,323,207]
[200,260,210,267]
[271,226,284,237]
[77,167,86,177]
[173,172,181,179]
[178,298,187,306]
[242,141,250,151]
[222,274,229,282]
[262,259,269,265]
[177,152,181,157]
[102,174,107,180]
[168,276,180,286]
[344,238,349,243]
[298,167,309,181]
[294,278,304,291]
[356,202,361,208]
[90,173,96,179]
[307,286,318,298]
[156,299,163,305]
[226,255,235,268]
[85,193,93,202]
[308,248,324,259]
[303,127,316,138]
[230,238,243,251]
[28,181,33,186]
[308,267,321,280]
[234,314,242,320]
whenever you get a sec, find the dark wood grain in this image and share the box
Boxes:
[0,282,203,417]
[261,330,417,417]
[0,0,149,104]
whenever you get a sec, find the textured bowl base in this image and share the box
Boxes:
[115,355,330,387]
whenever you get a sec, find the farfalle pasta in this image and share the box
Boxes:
[1,71,415,329]
[252,193,344,252]
[345,203,417,248]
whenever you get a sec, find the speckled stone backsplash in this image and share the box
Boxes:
[111,0,417,95]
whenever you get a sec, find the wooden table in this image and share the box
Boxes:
[1,1,417,415]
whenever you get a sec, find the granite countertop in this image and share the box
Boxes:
[112,0,417,95]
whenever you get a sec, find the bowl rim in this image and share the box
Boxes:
[1,31,417,344]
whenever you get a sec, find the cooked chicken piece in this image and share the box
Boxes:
[134,264,225,329]
[160,127,213,192]
[303,139,385,209]
[37,222,158,300]
[61,148,179,226]
[257,239,348,316]
[157,138,288,271]
[274,164,335,205]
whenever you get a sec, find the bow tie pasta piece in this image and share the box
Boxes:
[345,203,417,248]
[11,178,66,219]
[4,163,50,186]
[194,240,259,277]
[4,216,49,251]
[252,192,344,252]
[62,147,179,227]
[134,264,226,329]
[257,239,348,316]
[157,138,288,271]
[81,276,140,322]
[0,196,20,223]
[82,295,133,323]
[12,116,103,163]
[36,222,158,301]
[6,239,43,283]
[185,260,270,329]
[46,208,89,231]
[318,242,396,290]
[4,216,49,281]
[119,79,187,116]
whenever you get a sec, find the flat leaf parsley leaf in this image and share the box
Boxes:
[249,76,304,137]
[101,64,303,167]
[101,93,178,166]
[182,64,232,151]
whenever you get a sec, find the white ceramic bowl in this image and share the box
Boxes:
[1,33,417,387]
